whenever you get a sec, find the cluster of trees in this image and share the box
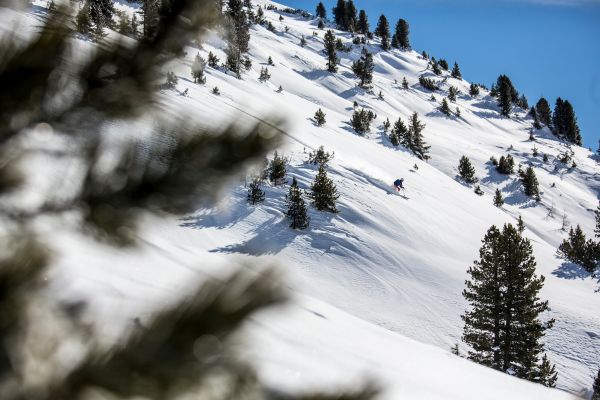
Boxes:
[530,98,581,144]
[389,113,430,160]
[558,203,600,274]
[351,108,377,134]
[462,224,557,387]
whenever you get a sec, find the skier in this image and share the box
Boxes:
[393,178,404,192]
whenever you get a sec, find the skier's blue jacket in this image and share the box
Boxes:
[394,179,404,188]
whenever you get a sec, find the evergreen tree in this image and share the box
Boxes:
[316,1,327,19]
[392,117,408,147]
[535,97,552,128]
[451,62,462,79]
[269,151,287,185]
[247,178,265,205]
[431,58,442,75]
[89,0,115,30]
[474,185,484,196]
[76,4,93,35]
[558,225,598,273]
[357,9,369,34]
[595,201,600,238]
[402,77,409,89]
[493,188,504,207]
[225,0,251,76]
[419,76,439,91]
[374,14,390,50]
[382,118,391,133]
[314,108,326,126]
[440,98,451,116]
[552,98,582,145]
[332,0,346,27]
[408,112,430,160]
[498,75,513,117]
[258,66,270,82]
[592,368,600,400]
[534,354,558,388]
[448,86,458,102]
[530,107,542,129]
[351,108,376,134]
[307,146,334,166]
[517,94,529,110]
[458,156,476,183]
[394,18,410,50]
[311,165,340,213]
[300,35,307,47]
[286,177,310,229]
[344,0,357,31]
[521,166,540,200]
[462,224,555,383]
[136,0,160,40]
[496,155,515,174]
[438,59,449,71]
[324,30,338,72]
[469,83,480,97]
[351,47,374,88]
[191,53,207,84]
[208,51,220,68]
[517,216,525,233]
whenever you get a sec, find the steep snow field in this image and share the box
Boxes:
[4,1,599,398]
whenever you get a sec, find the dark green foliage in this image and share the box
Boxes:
[76,4,93,35]
[558,225,599,274]
[269,151,287,185]
[316,1,326,19]
[287,177,310,229]
[520,166,541,200]
[357,9,369,34]
[496,155,515,175]
[394,18,410,50]
[438,59,448,70]
[517,216,525,234]
[552,98,582,145]
[259,66,271,82]
[517,94,529,110]
[344,0,357,31]
[165,71,178,88]
[314,108,326,126]
[431,58,442,75]
[419,76,439,91]
[247,177,265,204]
[530,107,542,129]
[318,19,325,29]
[440,98,451,116]
[351,108,376,134]
[89,0,115,29]
[324,30,338,72]
[592,369,600,400]
[268,56,274,65]
[311,165,340,212]
[212,85,220,94]
[402,77,409,89]
[448,86,458,102]
[469,83,480,97]
[375,14,390,50]
[352,47,374,88]
[535,354,558,388]
[308,145,334,166]
[462,224,555,384]
[451,62,461,79]
[382,118,391,133]
[474,185,484,196]
[391,117,407,147]
[498,76,512,117]
[407,112,430,160]
[493,188,504,207]
[535,98,552,128]
[595,201,600,238]
[225,0,251,76]
[191,52,207,83]
[458,156,476,183]
[208,51,220,67]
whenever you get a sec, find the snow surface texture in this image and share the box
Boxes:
[3,1,599,399]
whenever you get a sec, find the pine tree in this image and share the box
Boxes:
[431,58,442,75]
[351,108,376,134]
[451,62,462,79]
[558,225,598,273]
[191,53,207,84]
[530,107,542,129]
[498,76,512,117]
[382,118,391,133]
[136,0,160,40]
[458,156,476,183]
[534,354,558,388]
[258,66,270,82]
[394,18,410,50]
[520,166,540,200]
[316,1,327,19]
[351,47,374,88]
[357,9,369,34]
[474,185,484,196]
[225,0,250,76]
[552,98,582,145]
[535,98,552,128]
[208,51,220,68]
[307,146,334,166]
[392,117,408,147]
[440,98,451,116]
[286,177,310,229]
[332,0,346,27]
[469,83,480,97]
[89,0,115,31]
[448,86,458,102]
[438,59,449,71]
[496,155,515,174]
[314,108,327,126]
[375,15,390,50]
[402,77,409,90]
[247,178,265,205]
[592,368,600,400]
[408,112,430,160]
[518,94,529,110]
[344,0,357,31]
[517,216,525,233]
[324,30,338,72]
[76,4,93,35]
[493,188,504,207]
[462,224,555,382]
[595,201,600,238]
[311,165,340,213]
[300,35,307,47]
[269,151,287,185]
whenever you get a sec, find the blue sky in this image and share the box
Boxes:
[283,0,600,148]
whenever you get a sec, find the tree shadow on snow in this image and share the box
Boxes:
[552,262,592,280]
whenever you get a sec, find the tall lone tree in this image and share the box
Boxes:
[521,166,541,201]
[451,62,462,79]
[394,18,410,50]
[324,30,338,72]
[493,188,504,207]
[458,156,476,183]
[351,47,374,88]
[311,165,340,213]
[286,177,310,229]
[225,0,250,76]
[497,75,513,117]
[247,178,265,205]
[462,224,556,386]
[408,112,430,160]
[374,14,390,50]
[315,1,326,19]
[357,9,369,34]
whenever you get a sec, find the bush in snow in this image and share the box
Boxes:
[351,108,376,134]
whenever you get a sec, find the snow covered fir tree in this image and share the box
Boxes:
[0,0,598,398]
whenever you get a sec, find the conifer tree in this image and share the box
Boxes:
[344,0,357,31]
[438,59,449,71]
[269,151,287,185]
[493,188,504,207]
[351,108,376,134]
[498,75,513,117]
[474,185,484,196]
[408,112,430,160]
[375,14,390,50]
[191,53,207,84]
[247,177,265,204]
[258,66,271,82]
[595,201,600,238]
[592,368,600,400]
[300,35,307,47]
[517,215,525,233]
[307,146,334,166]
[402,77,409,90]
[324,30,338,72]
[208,51,220,68]
[552,98,582,145]
[351,47,374,88]
[225,0,251,76]
[382,118,391,133]
[521,166,540,200]
[518,94,529,110]
[469,83,480,97]
[431,59,442,75]
[462,224,555,383]
[535,97,552,128]
[357,9,369,34]
[530,107,542,129]
[314,108,326,126]
[440,98,451,116]
[76,4,93,35]
[332,0,346,27]
[535,354,558,388]
[311,165,340,213]
[394,18,410,50]
[286,177,310,229]
[451,62,462,79]
[392,117,408,147]
[496,155,515,174]
[316,1,327,19]
[89,0,115,31]
[448,86,458,102]
[558,225,598,273]
[458,156,476,183]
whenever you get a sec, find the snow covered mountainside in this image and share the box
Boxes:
[4,1,599,399]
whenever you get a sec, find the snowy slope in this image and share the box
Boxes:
[3,1,599,399]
